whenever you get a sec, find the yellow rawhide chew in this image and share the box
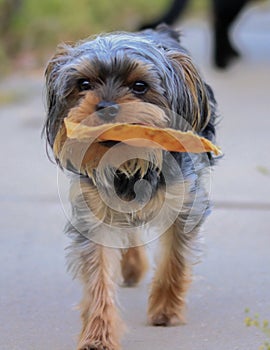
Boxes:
[64,119,221,156]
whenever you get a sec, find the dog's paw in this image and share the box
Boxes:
[79,347,107,350]
[150,313,171,326]
[148,312,185,327]
[80,347,107,350]
[78,343,113,350]
[78,334,121,350]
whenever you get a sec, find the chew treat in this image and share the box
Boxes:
[53,120,221,175]
[53,126,109,174]
[64,120,221,156]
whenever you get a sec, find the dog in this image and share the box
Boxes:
[44,25,218,350]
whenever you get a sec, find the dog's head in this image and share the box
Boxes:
[44,25,216,181]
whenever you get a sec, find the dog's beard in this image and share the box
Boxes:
[55,129,164,184]
[67,146,166,229]
[89,146,163,189]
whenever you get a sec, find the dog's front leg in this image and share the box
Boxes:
[73,240,123,350]
[147,223,193,327]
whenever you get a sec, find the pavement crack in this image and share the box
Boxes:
[214,201,270,211]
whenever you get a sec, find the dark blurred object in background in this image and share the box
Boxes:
[140,0,250,69]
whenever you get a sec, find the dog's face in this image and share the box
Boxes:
[44,26,218,246]
[45,27,214,151]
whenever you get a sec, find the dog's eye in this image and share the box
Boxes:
[131,81,148,95]
[78,79,94,91]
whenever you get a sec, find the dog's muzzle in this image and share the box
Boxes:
[96,101,120,121]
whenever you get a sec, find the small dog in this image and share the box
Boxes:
[44,25,218,350]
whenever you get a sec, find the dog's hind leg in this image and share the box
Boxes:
[121,245,149,287]
[147,223,193,326]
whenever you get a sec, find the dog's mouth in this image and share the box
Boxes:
[130,122,149,126]
[99,123,150,148]
[100,140,120,148]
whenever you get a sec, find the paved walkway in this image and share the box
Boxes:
[0,3,270,349]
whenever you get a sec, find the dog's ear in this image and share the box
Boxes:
[44,44,72,148]
[45,44,72,112]
[166,51,214,133]
[154,24,181,43]
[45,44,71,84]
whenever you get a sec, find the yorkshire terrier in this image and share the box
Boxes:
[44,25,218,350]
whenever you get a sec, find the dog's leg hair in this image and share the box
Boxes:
[68,236,123,350]
[147,223,192,326]
[121,245,149,287]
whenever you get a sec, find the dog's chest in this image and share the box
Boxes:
[113,169,163,203]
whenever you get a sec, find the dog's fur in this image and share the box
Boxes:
[44,25,218,350]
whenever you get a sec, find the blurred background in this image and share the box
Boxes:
[0,0,269,73]
[0,1,270,350]
[0,0,208,73]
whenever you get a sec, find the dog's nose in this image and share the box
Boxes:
[96,101,119,120]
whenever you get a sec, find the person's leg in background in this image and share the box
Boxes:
[139,0,189,30]
[212,0,249,68]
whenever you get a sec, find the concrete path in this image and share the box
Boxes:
[1,3,270,350]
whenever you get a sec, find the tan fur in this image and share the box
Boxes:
[148,224,192,326]
[70,177,191,335]
[169,52,211,132]
[121,246,149,286]
[77,244,124,350]
[69,177,178,229]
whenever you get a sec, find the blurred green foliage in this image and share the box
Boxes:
[245,309,270,350]
[0,1,266,72]
[0,0,207,64]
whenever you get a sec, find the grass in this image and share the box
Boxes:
[245,309,270,350]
